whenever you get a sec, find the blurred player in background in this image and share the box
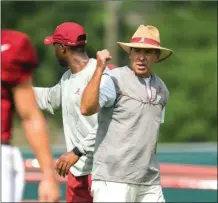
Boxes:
[33,22,116,202]
[1,29,60,202]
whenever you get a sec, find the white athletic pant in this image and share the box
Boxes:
[1,145,25,202]
[92,180,165,202]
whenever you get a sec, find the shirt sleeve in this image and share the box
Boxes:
[99,74,117,108]
[33,81,61,114]
[76,124,98,155]
[1,54,36,87]
[160,107,165,124]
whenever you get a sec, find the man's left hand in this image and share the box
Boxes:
[55,152,79,177]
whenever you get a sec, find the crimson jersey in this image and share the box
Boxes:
[1,29,38,142]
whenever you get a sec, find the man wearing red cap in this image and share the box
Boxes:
[1,29,60,202]
[33,22,116,202]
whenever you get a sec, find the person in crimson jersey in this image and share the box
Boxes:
[1,29,60,202]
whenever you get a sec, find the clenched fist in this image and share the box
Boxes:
[96,49,112,71]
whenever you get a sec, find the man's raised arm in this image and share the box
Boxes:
[81,49,112,116]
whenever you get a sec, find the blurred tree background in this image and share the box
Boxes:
[2,1,217,144]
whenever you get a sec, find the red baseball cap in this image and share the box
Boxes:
[44,22,87,46]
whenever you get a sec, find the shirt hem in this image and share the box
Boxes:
[69,169,92,177]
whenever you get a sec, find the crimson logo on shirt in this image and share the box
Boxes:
[75,88,80,95]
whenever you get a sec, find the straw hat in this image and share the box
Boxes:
[117,25,173,63]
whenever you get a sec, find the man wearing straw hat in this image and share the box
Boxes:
[81,25,173,202]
